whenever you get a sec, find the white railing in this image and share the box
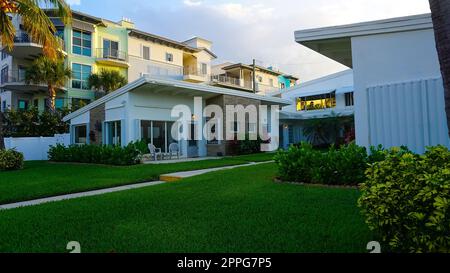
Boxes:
[210,75,241,87]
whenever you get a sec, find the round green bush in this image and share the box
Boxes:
[358,146,450,253]
[0,149,24,171]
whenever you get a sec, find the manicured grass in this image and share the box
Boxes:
[0,163,372,253]
[0,153,274,205]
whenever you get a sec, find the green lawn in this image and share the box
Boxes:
[0,163,372,253]
[0,153,274,205]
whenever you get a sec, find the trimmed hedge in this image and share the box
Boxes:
[0,149,24,171]
[274,142,385,186]
[48,142,143,166]
[358,146,450,253]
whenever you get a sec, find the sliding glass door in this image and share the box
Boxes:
[106,121,121,146]
[141,120,177,153]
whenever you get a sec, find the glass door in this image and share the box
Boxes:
[107,121,121,146]
[152,121,166,152]
[103,39,119,59]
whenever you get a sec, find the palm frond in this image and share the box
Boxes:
[0,5,16,50]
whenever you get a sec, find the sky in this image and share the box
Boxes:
[66,0,431,82]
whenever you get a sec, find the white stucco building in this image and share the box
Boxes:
[274,69,354,148]
[295,13,450,153]
[63,76,290,158]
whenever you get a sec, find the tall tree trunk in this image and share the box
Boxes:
[0,111,4,149]
[429,0,450,136]
[48,84,56,112]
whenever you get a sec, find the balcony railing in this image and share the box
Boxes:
[183,66,208,77]
[95,48,128,63]
[211,75,241,87]
[12,31,65,51]
[0,69,27,85]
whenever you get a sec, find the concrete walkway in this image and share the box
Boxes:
[0,161,272,210]
[159,161,270,182]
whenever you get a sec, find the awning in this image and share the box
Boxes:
[336,86,354,94]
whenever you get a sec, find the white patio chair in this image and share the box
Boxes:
[168,143,180,159]
[148,143,162,161]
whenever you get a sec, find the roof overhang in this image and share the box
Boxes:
[128,29,199,53]
[222,63,283,76]
[294,13,433,68]
[63,77,291,122]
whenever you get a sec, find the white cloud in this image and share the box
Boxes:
[124,0,431,81]
[183,0,202,6]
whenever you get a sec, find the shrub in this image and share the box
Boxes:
[0,149,24,171]
[48,142,142,166]
[274,142,321,183]
[358,146,450,253]
[274,142,386,186]
[3,108,70,137]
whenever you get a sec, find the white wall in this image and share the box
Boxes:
[352,28,450,152]
[281,70,354,115]
[4,134,70,160]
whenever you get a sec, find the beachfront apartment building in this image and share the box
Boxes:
[211,63,298,95]
[127,32,217,83]
[0,10,218,113]
[0,10,131,112]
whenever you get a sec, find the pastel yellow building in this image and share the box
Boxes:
[211,63,289,95]
[127,30,217,83]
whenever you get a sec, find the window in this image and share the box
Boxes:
[1,100,6,112]
[72,29,92,56]
[281,83,286,89]
[257,76,262,83]
[74,125,87,144]
[269,79,274,87]
[1,50,7,60]
[33,99,39,108]
[72,63,91,90]
[232,121,240,133]
[288,126,294,144]
[18,99,28,110]
[201,63,207,75]
[140,120,177,153]
[106,121,121,146]
[103,39,119,59]
[165,52,173,62]
[296,92,336,111]
[143,46,150,60]
[55,98,64,109]
[1,66,8,84]
[248,123,257,134]
[55,26,64,40]
[345,92,354,106]
[206,117,219,145]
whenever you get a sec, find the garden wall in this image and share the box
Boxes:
[4,134,70,161]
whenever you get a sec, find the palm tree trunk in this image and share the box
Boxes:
[48,85,56,112]
[0,111,4,149]
[429,0,450,136]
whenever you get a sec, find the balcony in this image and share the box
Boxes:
[183,66,208,83]
[95,48,129,68]
[0,69,44,92]
[2,31,65,59]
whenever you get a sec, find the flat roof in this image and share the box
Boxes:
[222,63,284,76]
[63,77,291,122]
[294,13,433,67]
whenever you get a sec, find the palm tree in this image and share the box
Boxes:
[429,0,450,136]
[0,0,71,60]
[25,56,71,111]
[88,69,127,96]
